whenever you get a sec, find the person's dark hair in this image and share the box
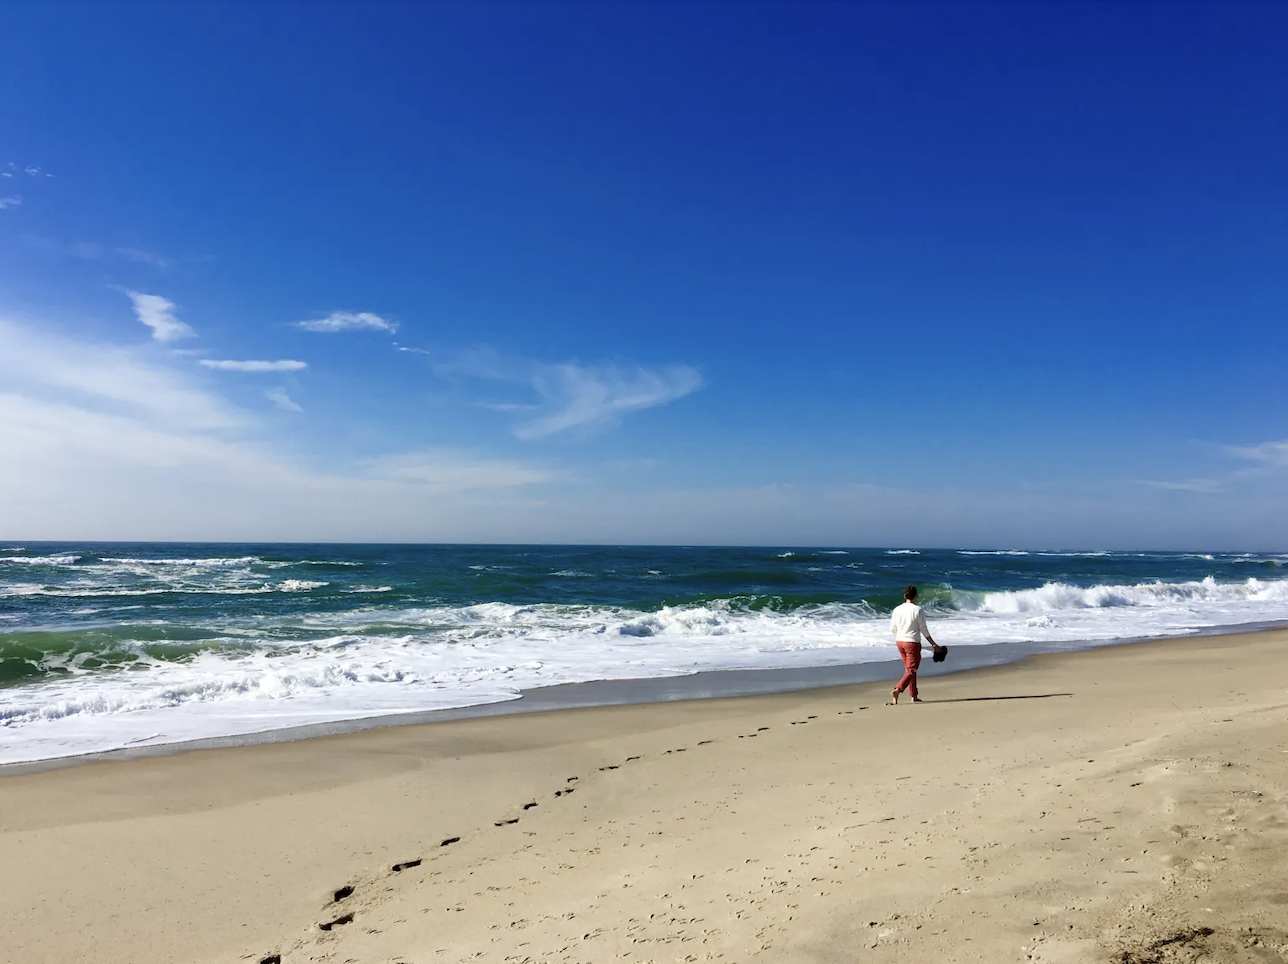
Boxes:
[903,585,918,602]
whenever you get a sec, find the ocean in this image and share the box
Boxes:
[2,543,1286,764]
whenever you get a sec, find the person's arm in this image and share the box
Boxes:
[917,609,936,649]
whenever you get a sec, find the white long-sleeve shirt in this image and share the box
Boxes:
[890,601,932,643]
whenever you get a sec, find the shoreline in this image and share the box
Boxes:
[4,617,1285,774]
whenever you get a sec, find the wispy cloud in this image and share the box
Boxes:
[200,359,307,372]
[522,360,705,438]
[7,314,1288,547]
[266,387,303,412]
[0,315,565,541]
[0,196,20,210]
[1136,478,1222,493]
[123,290,195,341]
[1226,440,1288,466]
[1135,438,1288,493]
[0,318,235,431]
[297,311,397,333]
[517,362,703,439]
[4,162,51,179]
[29,237,169,266]
[431,349,703,439]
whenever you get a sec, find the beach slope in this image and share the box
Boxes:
[3,631,1288,963]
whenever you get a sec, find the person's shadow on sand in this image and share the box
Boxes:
[916,693,1073,704]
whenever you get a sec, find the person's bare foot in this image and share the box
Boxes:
[890,688,900,705]
[911,697,923,703]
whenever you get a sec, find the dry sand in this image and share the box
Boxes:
[3,631,1288,964]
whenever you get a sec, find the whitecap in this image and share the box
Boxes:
[277,579,327,592]
[100,556,262,567]
[0,553,81,565]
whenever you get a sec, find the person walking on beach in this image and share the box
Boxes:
[889,585,944,704]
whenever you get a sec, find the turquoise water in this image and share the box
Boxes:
[2,543,1286,763]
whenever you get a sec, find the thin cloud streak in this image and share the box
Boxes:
[0,317,236,431]
[297,311,397,333]
[200,359,307,372]
[28,237,169,267]
[518,362,703,439]
[1136,478,1222,493]
[431,348,703,439]
[265,387,304,412]
[0,196,20,209]
[1133,438,1288,493]
[123,290,195,342]
[1226,440,1288,466]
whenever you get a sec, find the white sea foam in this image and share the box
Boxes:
[100,556,266,567]
[957,576,1288,614]
[885,549,919,555]
[0,580,328,599]
[0,553,82,565]
[4,573,1288,764]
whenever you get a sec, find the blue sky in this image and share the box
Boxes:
[2,0,1286,548]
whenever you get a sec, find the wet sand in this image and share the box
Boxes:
[3,630,1288,963]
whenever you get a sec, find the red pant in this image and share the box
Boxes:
[895,641,922,699]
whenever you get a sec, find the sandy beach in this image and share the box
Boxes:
[4,630,1288,964]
